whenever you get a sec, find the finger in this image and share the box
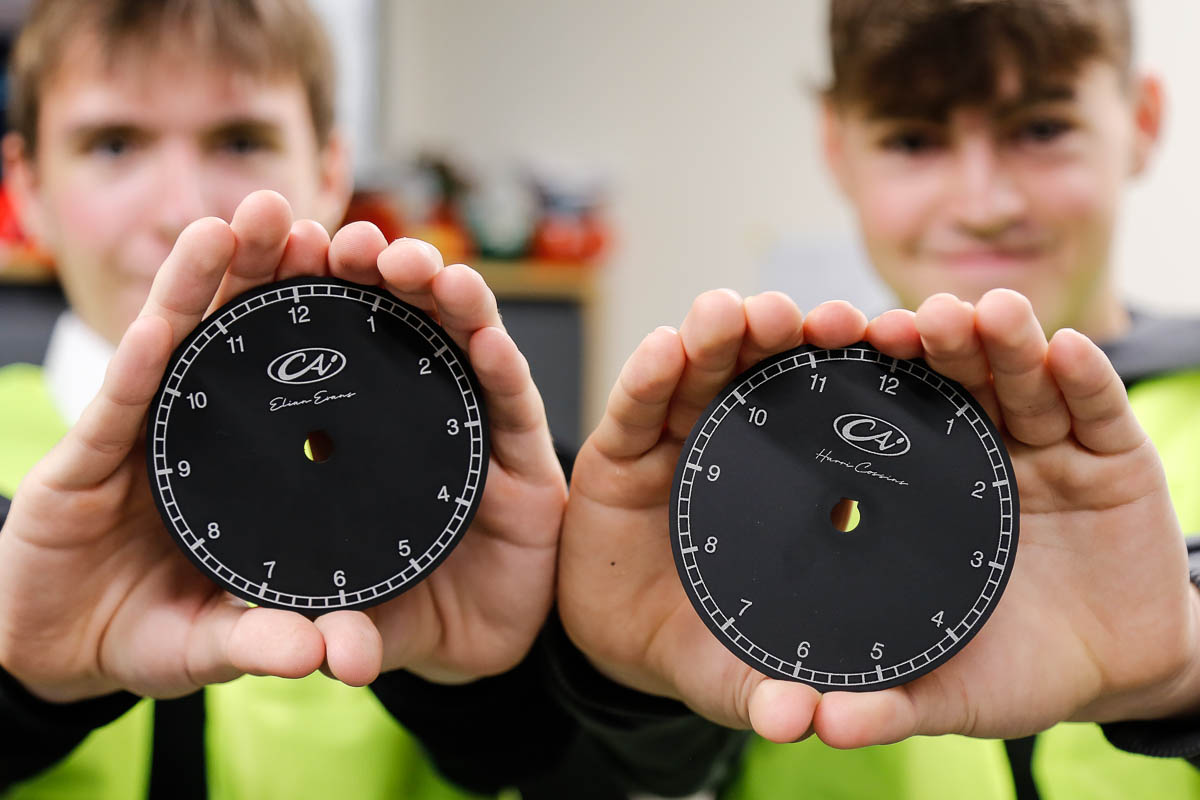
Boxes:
[734,291,806,373]
[866,309,924,360]
[186,603,326,687]
[1047,328,1146,455]
[276,220,333,280]
[914,293,1002,424]
[377,237,444,318]
[138,216,237,344]
[314,611,383,687]
[813,688,923,748]
[469,326,562,482]
[46,315,175,490]
[747,679,823,743]
[665,289,747,441]
[209,190,294,311]
[329,221,389,286]
[975,289,1070,447]
[802,300,869,348]
[429,264,506,353]
[590,327,686,460]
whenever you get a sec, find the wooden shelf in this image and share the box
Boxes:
[472,260,598,303]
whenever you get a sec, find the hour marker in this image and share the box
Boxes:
[876,665,884,680]
[988,561,1004,570]
[371,295,381,312]
[455,496,471,507]
[793,662,802,678]
[165,387,181,397]
[947,629,960,642]
[992,479,1009,488]
[681,546,698,554]
[731,389,745,405]
[409,558,422,571]
[434,344,448,357]
[720,618,735,631]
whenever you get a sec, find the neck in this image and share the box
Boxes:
[1059,285,1131,345]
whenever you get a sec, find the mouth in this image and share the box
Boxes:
[931,248,1045,271]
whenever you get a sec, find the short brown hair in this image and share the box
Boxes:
[826,0,1133,118]
[8,0,336,153]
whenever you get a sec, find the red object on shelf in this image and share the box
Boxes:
[341,191,405,241]
[532,212,608,264]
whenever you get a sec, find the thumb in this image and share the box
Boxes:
[746,677,823,743]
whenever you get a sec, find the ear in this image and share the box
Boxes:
[1129,73,1164,177]
[821,97,852,194]
[2,132,50,247]
[312,127,353,233]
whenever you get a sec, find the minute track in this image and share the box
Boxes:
[670,343,1018,691]
[147,277,489,612]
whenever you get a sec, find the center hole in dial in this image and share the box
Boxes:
[830,497,862,532]
[303,430,334,463]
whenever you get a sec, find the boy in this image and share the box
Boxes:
[558,1,1200,798]
[0,1,740,798]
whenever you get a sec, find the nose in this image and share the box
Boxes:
[151,143,209,245]
[949,134,1026,236]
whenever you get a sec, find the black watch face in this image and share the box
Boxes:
[147,277,488,612]
[671,344,1018,691]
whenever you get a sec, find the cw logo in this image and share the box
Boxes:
[833,413,911,457]
[267,348,348,385]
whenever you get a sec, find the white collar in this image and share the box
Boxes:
[43,311,116,426]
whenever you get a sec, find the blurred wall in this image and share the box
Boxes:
[380,0,1200,430]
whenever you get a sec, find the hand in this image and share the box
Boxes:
[558,289,872,742]
[0,190,565,703]
[347,214,567,686]
[812,289,1200,747]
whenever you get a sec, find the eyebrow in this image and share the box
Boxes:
[200,118,286,148]
[992,85,1077,117]
[866,84,1078,124]
[62,115,287,150]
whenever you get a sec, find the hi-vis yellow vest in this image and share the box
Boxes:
[0,363,497,800]
[5,361,1200,800]
[724,368,1200,800]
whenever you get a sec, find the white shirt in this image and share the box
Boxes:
[43,311,115,426]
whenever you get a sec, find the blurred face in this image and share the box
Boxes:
[824,60,1161,340]
[5,35,349,345]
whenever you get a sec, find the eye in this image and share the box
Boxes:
[219,133,265,155]
[880,128,943,155]
[91,134,134,158]
[1015,117,1073,144]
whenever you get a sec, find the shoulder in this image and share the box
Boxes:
[1102,312,1200,386]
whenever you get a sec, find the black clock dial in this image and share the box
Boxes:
[147,277,488,612]
[671,343,1017,691]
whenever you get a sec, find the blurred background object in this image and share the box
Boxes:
[4,0,1200,444]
